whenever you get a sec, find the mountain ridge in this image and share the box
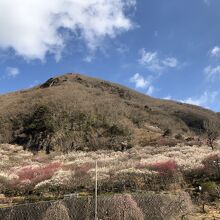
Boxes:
[0,73,219,153]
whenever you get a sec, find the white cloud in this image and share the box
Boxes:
[179,91,218,107]
[162,57,178,68]
[138,50,162,73]
[163,92,218,109]
[138,49,178,73]
[163,96,172,100]
[146,85,155,96]
[116,45,129,54]
[210,46,220,57]
[130,73,149,88]
[0,0,135,61]
[83,55,94,63]
[204,65,220,81]
[136,50,179,96]
[130,73,156,96]
[6,67,20,77]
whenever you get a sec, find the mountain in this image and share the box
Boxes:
[0,73,219,153]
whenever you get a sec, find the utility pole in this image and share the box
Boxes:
[95,160,98,220]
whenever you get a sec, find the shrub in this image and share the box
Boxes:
[42,202,70,220]
[174,112,205,133]
[130,111,147,127]
[202,154,220,178]
[60,162,94,191]
[201,181,219,196]
[138,160,177,176]
[175,134,183,140]
[150,137,179,147]
[13,105,56,153]
[0,175,9,193]
[185,166,204,179]
[98,194,144,220]
[9,162,61,188]
[74,163,93,176]
[155,160,177,172]
[203,120,219,150]
[186,139,202,147]
[107,124,129,136]
[163,129,171,137]
[200,181,220,212]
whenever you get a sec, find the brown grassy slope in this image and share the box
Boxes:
[0,73,219,153]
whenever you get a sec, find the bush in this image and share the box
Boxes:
[203,120,219,150]
[9,162,61,191]
[147,160,177,175]
[136,160,177,176]
[200,181,220,210]
[201,181,219,196]
[42,202,70,220]
[103,194,144,220]
[130,111,147,127]
[174,112,205,133]
[107,124,130,136]
[175,134,183,140]
[12,105,56,153]
[202,154,220,179]
[163,129,171,137]
[149,137,179,147]
[26,105,55,133]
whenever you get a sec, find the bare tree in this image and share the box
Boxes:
[204,120,219,150]
[43,202,70,220]
[98,194,144,220]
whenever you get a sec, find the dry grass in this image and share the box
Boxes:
[0,73,219,153]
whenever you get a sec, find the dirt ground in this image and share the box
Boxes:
[188,204,220,220]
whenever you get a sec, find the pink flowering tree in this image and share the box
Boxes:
[136,160,177,176]
[9,162,61,192]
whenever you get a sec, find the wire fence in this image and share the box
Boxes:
[0,191,192,220]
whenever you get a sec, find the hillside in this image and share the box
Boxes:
[0,73,219,153]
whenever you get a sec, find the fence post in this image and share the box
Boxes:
[95,160,98,220]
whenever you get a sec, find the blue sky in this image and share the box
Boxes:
[0,0,220,111]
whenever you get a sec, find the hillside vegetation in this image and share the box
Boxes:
[0,143,220,218]
[0,73,219,153]
[1,74,220,218]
